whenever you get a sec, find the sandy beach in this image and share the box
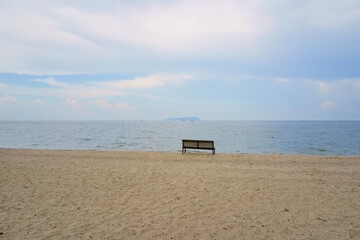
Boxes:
[1,149,359,239]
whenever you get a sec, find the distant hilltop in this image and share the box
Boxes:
[166,117,200,121]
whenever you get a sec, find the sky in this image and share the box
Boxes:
[0,0,360,120]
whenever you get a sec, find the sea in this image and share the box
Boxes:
[0,121,359,156]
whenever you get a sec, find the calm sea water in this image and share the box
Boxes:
[0,121,359,156]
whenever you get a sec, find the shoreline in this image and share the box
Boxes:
[1,147,359,157]
[1,149,360,239]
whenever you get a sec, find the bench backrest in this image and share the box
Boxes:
[182,139,214,149]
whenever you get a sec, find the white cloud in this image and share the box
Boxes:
[33,77,124,98]
[274,78,292,83]
[318,82,330,93]
[321,101,335,110]
[306,78,360,99]
[34,77,72,88]
[340,78,360,91]
[114,102,128,109]
[1,0,359,75]
[51,1,272,51]
[115,102,135,111]
[35,99,46,105]
[306,79,330,93]
[64,99,82,109]
[303,0,360,28]
[95,99,112,110]
[92,73,191,90]
[68,88,124,99]
[0,81,121,99]
[89,99,135,111]
[0,73,187,100]
[0,95,17,106]
[0,0,275,74]
[144,94,161,100]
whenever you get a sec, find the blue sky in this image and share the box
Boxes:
[1,0,360,120]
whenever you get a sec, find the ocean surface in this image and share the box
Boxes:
[0,121,359,156]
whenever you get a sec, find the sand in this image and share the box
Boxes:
[1,149,360,240]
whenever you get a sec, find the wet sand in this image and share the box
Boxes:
[1,149,360,239]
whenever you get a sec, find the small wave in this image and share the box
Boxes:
[77,138,92,142]
[308,147,328,152]
[110,144,124,149]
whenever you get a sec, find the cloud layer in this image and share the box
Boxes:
[1,72,360,120]
[0,1,359,120]
[1,73,190,99]
[0,72,190,119]
[1,0,359,75]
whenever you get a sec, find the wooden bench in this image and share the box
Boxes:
[182,139,215,154]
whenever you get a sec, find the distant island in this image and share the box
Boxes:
[166,117,200,121]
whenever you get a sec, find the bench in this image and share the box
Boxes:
[182,139,215,154]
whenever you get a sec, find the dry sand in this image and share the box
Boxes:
[1,149,360,240]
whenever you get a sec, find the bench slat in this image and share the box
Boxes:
[183,141,198,148]
[199,142,213,148]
